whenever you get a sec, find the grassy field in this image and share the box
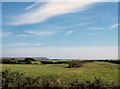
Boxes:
[1,62,119,83]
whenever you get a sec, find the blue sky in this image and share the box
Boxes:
[2,1,118,59]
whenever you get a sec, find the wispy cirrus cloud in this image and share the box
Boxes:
[16,34,29,37]
[86,23,118,36]
[64,30,73,36]
[25,2,40,10]
[88,27,105,30]
[24,30,57,36]
[4,42,41,47]
[109,23,118,30]
[88,23,118,31]
[10,1,94,25]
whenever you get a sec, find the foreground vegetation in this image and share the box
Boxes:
[2,69,119,89]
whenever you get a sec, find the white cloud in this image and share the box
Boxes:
[16,34,28,37]
[3,47,118,59]
[65,30,73,36]
[87,23,118,31]
[10,2,94,25]
[25,2,40,10]
[86,23,118,36]
[25,30,57,36]
[4,42,41,47]
[88,27,105,30]
[109,23,118,30]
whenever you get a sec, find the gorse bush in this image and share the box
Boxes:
[67,61,83,68]
[2,58,19,64]
[2,69,119,89]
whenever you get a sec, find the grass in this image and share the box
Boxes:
[1,62,119,83]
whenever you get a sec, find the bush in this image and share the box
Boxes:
[2,70,119,89]
[18,58,38,64]
[2,58,19,64]
[108,60,120,64]
[67,61,83,68]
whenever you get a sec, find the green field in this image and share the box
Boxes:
[1,62,119,83]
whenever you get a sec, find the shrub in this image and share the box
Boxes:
[67,61,83,68]
[2,58,19,64]
[2,70,119,89]
[108,60,120,64]
[18,58,38,64]
[24,58,37,61]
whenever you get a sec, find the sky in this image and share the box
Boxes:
[2,1,118,59]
